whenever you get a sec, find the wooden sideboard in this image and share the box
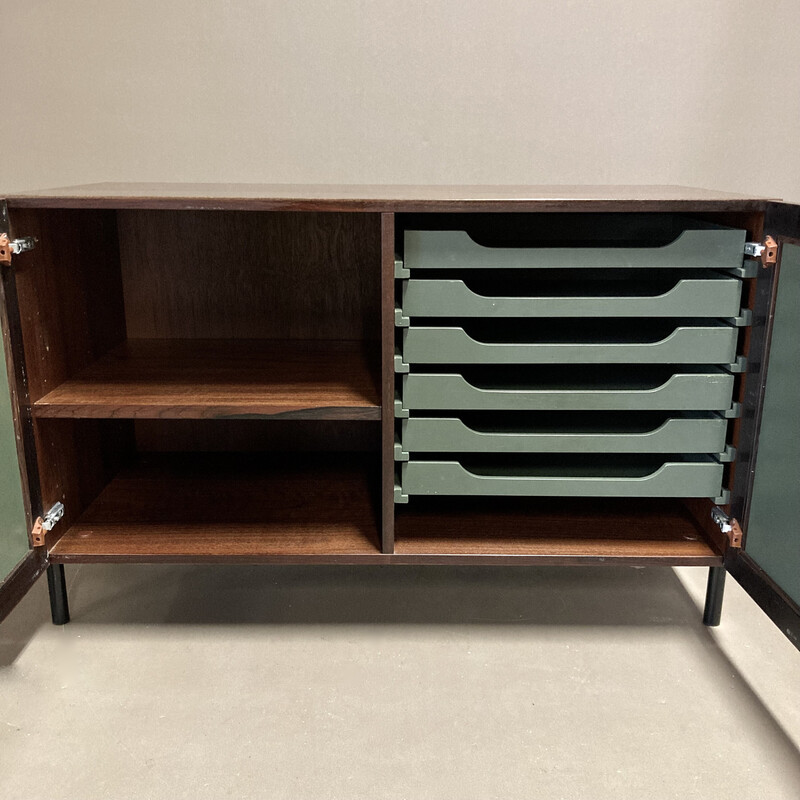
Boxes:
[0,184,797,648]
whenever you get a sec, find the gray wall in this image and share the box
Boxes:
[1,1,798,199]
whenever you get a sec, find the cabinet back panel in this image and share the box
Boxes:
[133,419,380,453]
[117,210,381,341]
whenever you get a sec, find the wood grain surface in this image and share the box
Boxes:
[380,213,395,553]
[6,183,772,213]
[10,208,126,549]
[117,209,381,341]
[48,455,721,565]
[33,339,381,419]
[49,453,382,562]
[394,497,722,565]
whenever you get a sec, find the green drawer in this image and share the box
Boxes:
[397,368,737,415]
[395,455,725,502]
[403,228,746,270]
[398,321,738,367]
[396,412,728,458]
[398,273,743,320]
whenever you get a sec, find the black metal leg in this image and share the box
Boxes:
[46,564,70,625]
[703,566,726,627]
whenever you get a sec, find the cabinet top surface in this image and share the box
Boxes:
[4,182,773,212]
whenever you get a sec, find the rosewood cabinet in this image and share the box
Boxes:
[0,184,797,648]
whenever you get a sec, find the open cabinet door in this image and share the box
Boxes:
[727,202,800,648]
[0,201,46,624]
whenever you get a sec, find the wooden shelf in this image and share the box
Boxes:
[394,498,722,566]
[33,339,381,420]
[49,454,382,562]
[49,459,722,565]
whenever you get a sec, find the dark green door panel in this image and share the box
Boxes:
[743,243,800,606]
[0,328,30,582]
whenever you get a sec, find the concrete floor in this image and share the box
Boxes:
[1,564,799,799]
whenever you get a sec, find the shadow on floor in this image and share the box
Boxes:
[2,563,800,798]
[3,563,704,664]
[67,563,800,775]
[3,563,800,775]
[68,563,704,626]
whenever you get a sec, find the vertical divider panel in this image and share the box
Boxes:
[380,213,396,553]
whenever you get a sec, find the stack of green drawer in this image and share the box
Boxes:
[394,221,749,503]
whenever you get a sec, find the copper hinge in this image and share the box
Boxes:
[761,235,778,268]
[31,517,46,547]
[728,519,744,548]
[0,233,11,265]
[745,236,778,269]
[0,232,37,265]
[711,506,743,548]
[30,502,65,547]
